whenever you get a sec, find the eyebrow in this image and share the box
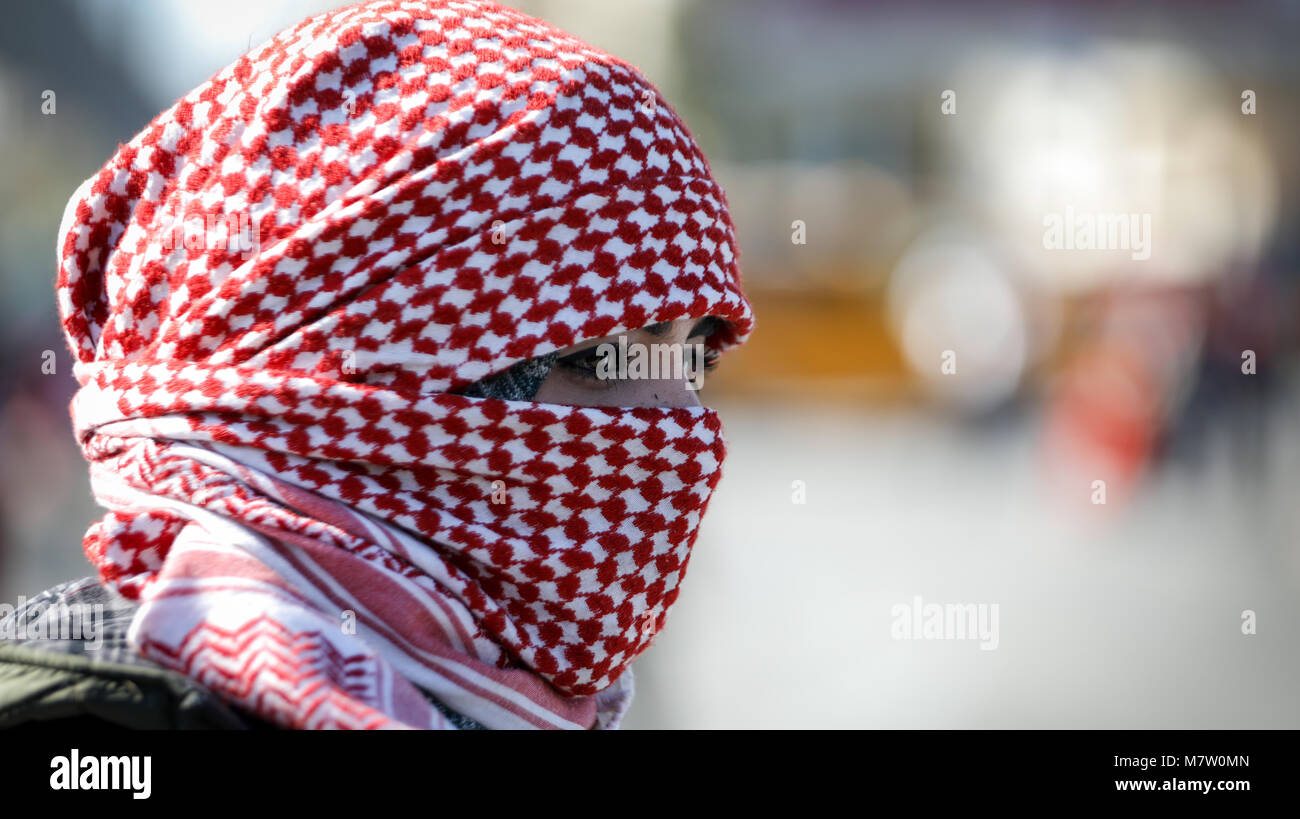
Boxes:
[644,317,721,338]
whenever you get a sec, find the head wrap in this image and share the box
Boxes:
[56,0,753,729]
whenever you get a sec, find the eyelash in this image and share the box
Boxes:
[555,343,720,381]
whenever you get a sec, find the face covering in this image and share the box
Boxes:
[55,0,753,729]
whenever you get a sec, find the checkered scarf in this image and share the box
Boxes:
[55,0,753,729]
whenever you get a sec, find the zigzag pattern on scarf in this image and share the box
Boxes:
[137,616,411,730]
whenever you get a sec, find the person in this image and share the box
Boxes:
[0,0,753,730]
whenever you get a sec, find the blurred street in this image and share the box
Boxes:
[626,381,1300,728]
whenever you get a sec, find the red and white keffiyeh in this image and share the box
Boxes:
[55,0,753,729]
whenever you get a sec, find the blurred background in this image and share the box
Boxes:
[1,0,1297,727]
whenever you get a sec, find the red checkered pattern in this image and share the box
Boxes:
[54,0,753,729]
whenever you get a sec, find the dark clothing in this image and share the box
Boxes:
[0,576,485,730]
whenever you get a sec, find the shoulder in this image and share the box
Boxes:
[0,576,273,730]
[0,576,486,730]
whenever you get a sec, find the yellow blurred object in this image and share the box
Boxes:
[708,283,913,403]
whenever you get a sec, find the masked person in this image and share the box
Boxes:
[0,0,753,730]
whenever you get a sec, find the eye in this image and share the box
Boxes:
[553,335,720,385]
[554,346,610,381]
[686,339,721,375]
[702,347,719,372]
